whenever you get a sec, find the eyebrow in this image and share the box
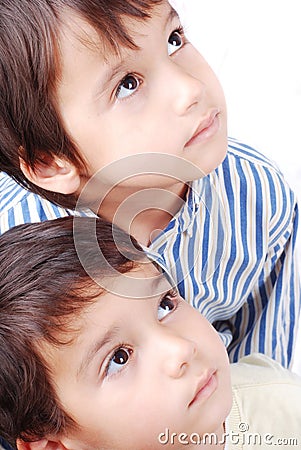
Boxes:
[165,6,180,28]
[151,274,173,297]
[93,6,180,99]
[77,326,120,379]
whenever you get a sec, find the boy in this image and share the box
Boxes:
[0,217,301,450]
[0,0,300,367]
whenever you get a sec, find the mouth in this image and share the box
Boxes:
[184,109,220,148]
[188,370,217,407]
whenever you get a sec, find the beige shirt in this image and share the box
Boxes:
[227,353,301,450]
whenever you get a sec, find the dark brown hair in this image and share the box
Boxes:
[0,0,162,208]
[0,216,143,448]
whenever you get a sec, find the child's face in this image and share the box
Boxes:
[56,0,227,193]
[45,264,232,449]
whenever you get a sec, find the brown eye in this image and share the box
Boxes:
[168,29,184,55]
[112,348,130,365]
[160,296,175,311]
[106,347,133,377]
[116,74,141,99]
[158,290,178,320]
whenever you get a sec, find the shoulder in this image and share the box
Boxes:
[210,138,297,201]
[0,172,96,235]
[223,137,294,195]
[229,354,301,439]
[0,172,70,234]
[217,139,297,233]
[230,353,301,386]
[0,172,30,212]
[225,137,283,174]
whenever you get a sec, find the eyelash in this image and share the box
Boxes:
[114,25,186,101]
[114,73,143,100]
[173,26,185,41]
[102,289,179,380]
[103,343,133,379]
[168,25,187,55]
[158,288,179,318]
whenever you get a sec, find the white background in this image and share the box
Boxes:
[172,0,301,373]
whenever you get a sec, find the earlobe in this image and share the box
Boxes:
[19,154,81,195]
[17,437,68,450]
[17,438,47,449]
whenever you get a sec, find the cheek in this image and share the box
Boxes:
[183,307,226,353]
[181,46,212,78]
[191,51,226,102]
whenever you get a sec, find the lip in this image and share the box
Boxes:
[188,370,217,407]
[184,109,220,148]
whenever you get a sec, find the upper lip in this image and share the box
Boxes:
[188,369,216,407]
[185,109,219,146]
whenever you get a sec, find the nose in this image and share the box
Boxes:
[158,329,197,378]
[164,60,204,116]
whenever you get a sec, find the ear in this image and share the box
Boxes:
[17,437,67,450]
[19,154,81,195]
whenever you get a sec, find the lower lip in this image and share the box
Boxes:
[189,373,218,407]
[185,114,220,148]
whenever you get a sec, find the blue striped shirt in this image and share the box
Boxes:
[0,138,300,367]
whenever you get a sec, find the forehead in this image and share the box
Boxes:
[53,262,171,339]
[57,0,175,61]
[59,2,169,44]
[55,1,178,108]
[41,263,172,367]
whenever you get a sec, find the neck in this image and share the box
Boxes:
[94,182,188,246]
